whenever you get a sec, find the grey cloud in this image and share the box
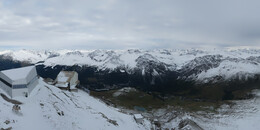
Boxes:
[0,0,259,49]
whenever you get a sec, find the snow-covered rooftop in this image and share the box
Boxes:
[56,71,76,83]
[58,77,69,82]
[134,114,143,119]
[1,66,35,80]
[55,83,69,88]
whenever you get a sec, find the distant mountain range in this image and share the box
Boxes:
[1,49,260,98]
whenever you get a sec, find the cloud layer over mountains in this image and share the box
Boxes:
[0,0,260,49]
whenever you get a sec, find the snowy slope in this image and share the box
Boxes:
[0,50,53,63]
[193,90,260,130]
[0,48,260,82]
[154,89,260,130]
[197,59,260,83]
[0,78,151,130]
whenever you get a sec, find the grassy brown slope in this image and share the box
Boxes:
[90,89,231,112]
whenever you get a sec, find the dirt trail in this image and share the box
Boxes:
[0,93,22,105]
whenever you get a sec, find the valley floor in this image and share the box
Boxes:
[196,89,260,130]
[91,87,260,130]
[149,89,260,129]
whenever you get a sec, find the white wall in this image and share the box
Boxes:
[70,72,78,86]
[11,77,38,98]
[0,81,12,98]
[27,77,39,93]
[26,67,37,83]
[27,66,38,94]
[0,72,12,97]
[12,88,28,98]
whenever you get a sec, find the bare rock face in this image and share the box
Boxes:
[4,120,10,125]
[0,127,12,130]
[12,104,22,115]
[178,118,203,130]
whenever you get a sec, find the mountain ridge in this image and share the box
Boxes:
[1,49,260,83]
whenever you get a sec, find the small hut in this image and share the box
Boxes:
[133,114,144,124]
[54,71,79,91]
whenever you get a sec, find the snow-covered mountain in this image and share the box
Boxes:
[1,49,260,129]
[0,78,151,130]
[1,48,260,83]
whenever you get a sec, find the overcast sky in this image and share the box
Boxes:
[0,0,259,50]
